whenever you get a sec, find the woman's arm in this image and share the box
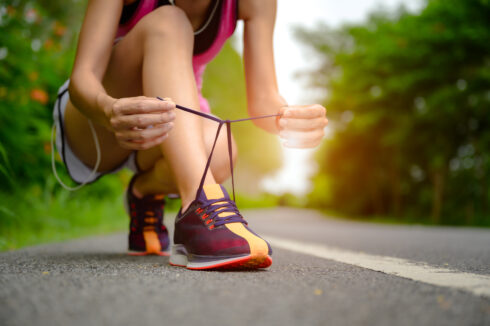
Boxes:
[241,0,283,133]
[69,0,123,128]
[241,0,328,148]
[69,0,174,150]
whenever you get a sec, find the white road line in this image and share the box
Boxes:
[264,235,490,298]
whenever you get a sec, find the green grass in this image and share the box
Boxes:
[0,191,128,251]
[0,174,133,251]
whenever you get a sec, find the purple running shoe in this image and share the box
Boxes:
[169,184,272,270]
[126,175,170,256]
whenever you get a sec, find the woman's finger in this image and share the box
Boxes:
[135,134,169,150]
[279,129,324,149]
[111,111,175,129]
[115,123,173,141]
[282,104,326,119]
[283,138,323,148]
[278,117,328,131]
[279,129,324,142]
[112,97,175,115]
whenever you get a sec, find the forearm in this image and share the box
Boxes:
[69,71,115,130]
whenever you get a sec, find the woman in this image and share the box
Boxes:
[53,0,328,270]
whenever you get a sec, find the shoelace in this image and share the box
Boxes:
[156,97,281,202]
[196,198,244,229]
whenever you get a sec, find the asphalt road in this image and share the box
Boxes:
[1,208,489,326]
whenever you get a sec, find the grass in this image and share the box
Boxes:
[0,174,132,251]
[0,191,128,251]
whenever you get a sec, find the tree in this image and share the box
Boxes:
[298,0,490,225]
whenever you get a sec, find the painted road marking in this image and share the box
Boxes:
[265,235,490,298]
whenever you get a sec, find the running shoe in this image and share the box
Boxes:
[126,175,170,256]
[169,184,272,270]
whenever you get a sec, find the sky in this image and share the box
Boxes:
[233,0,424,195]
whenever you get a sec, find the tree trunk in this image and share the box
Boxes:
[482,173,488,218]
[389,160,401,217]
[465,201,474,225]
[431,169,445,224]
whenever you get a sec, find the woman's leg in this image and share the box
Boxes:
[65,6,235,209]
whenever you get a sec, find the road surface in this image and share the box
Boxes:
[1,208,489,326]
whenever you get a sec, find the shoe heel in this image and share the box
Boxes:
[169,244,188,267]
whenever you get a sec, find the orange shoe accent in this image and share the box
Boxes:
[143,230,162,254]
[144,217,158,224]
[203,184,225,199]
[225,223,269,259]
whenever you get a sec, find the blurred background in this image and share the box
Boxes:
[0,0,489,250]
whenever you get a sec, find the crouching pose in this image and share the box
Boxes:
[53,0,328,269]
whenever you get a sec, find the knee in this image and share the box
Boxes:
[139,6,193,47]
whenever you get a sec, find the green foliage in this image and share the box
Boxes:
[0,0,131,250]
[298,0,490,225]
[0,174,129,251]
[0,0,84,190]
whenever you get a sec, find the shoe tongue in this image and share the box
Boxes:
[201,184,229,201]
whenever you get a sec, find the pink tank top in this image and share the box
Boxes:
[116,0,238,113]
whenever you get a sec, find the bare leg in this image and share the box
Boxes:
[140,10,215,207]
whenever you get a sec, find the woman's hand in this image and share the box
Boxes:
[106,96,176,150]
[278,104,328,148]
